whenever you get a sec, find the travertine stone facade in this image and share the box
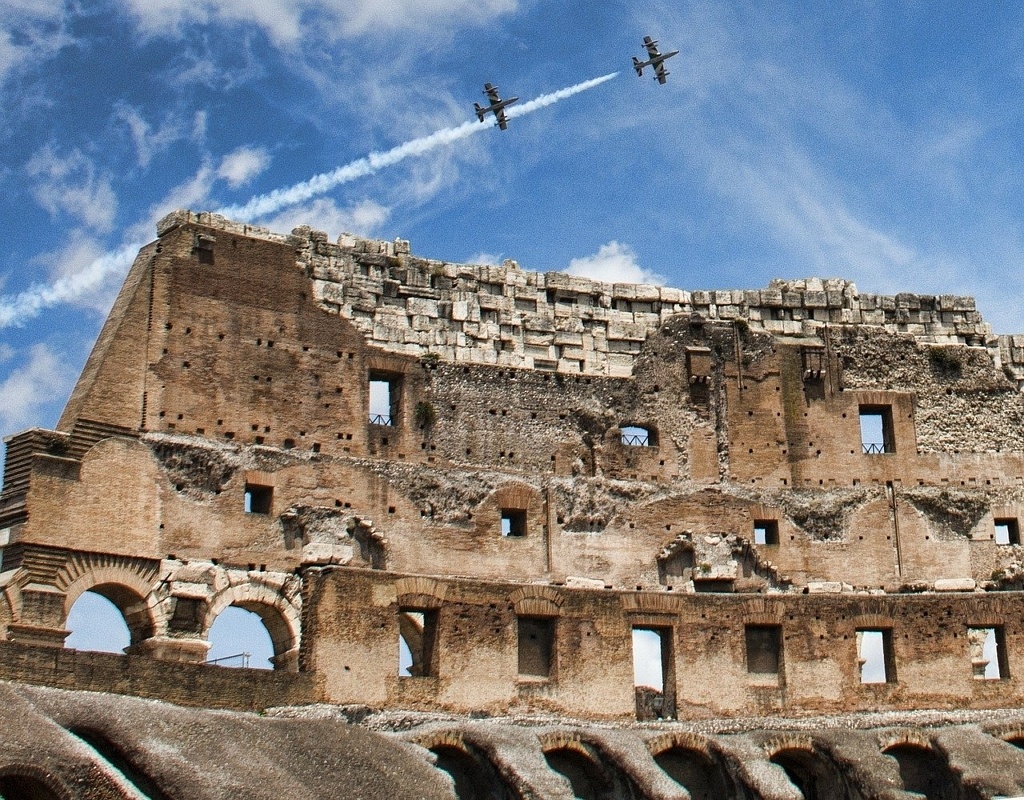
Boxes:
[6,208,1024,741]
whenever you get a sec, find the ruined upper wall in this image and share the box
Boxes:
[158,210,1002,380]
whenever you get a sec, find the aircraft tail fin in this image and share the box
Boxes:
[632,57,644,76]
[473,103,486,122]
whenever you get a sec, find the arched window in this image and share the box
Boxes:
[206,606,274,669]
[64,591,131,653]
[544,748,610,800]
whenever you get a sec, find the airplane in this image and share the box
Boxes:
[474,83,519,130]
[633,36,679,84]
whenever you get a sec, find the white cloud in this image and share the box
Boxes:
[26,146,118,232]
[466,252,502,266]
[0,4,72,87]
[264,197,389,239]
[0,343,75,436]
[116,0,517,46]
[217,146,271,189]
[115,106,201,168]
[567,241,663,286]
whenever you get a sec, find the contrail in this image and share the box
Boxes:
[219,71,619,221]
[0,242,142,329]
[0,72,619,329]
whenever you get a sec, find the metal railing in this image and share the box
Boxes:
[621,433,650,447]
[206,652,251,668]
[369,414,393,426]
[862,442,890,454]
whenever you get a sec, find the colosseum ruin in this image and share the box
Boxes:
[4,209,1024,798]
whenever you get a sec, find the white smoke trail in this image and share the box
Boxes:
[0,242,142,329]
[219,71,619,221]
[0,72,620,329]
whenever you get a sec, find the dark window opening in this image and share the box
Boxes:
[968,627,1008,679]
[501,509,527,537]
[995,518,1020,545]
[858,628,896,684]
[518,617,555,678]
[859,405,895,454]
[633,627,675,720]
[0,773,66,800]
[369,372,401,426]
[398,608,438,677]
[745,625,783,675]
[753,520,779,545]
[802,346,826,380]
[244,484,273,514]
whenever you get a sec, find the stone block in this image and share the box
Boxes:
[934,578,976,592]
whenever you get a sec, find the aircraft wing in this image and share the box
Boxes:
[654,63,669,84]
[484,84,502,102]
[644,38,662,58]
[494,108,509,130]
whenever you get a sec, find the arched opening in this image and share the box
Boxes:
[1006,735,1024,750]
[206,606,274,669]
[543,748,615,800]
[0,771,66,800]
[770,748,849,800]
[654,747,732,800]
[883,744,963,800]
[66,727,170,800]
[64,590,133,653]
[430,744,515,800]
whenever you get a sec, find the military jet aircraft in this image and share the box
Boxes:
[474,83,519,130]
[633,36,679,84]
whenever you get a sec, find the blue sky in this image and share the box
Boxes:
[3,0,1024,444]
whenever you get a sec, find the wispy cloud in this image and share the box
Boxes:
[567,241,663,285]
[26,146,118,232]
[264,197,389,239]
[115,105,203,168]
[117,0,518,46]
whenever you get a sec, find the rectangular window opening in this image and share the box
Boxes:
[518,617,555,678]
[501,509,527,537]
[995,518,1020,546]
[858,629,895,684]
[745,625,783,675]
[632,627,675,720]
[369,373,400,426]
[620,425,652,447]
[753,520,779,546]
[398,609,438,677]
[859,405,895,454]
[244,484,273,515]
[969,627,1008,680]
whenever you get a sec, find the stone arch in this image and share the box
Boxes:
[0,765,74,800]
[539,733,638,800]
[648,732,736,800]
[765,737,852,800]
[880,736,965,800]
[413,730,518,800]
[204,580,301,671]
[509,585,563,617]
[66,726,171,800]
[58,554,163,646]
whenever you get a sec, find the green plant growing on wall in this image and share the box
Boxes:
[414,400,436,430]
